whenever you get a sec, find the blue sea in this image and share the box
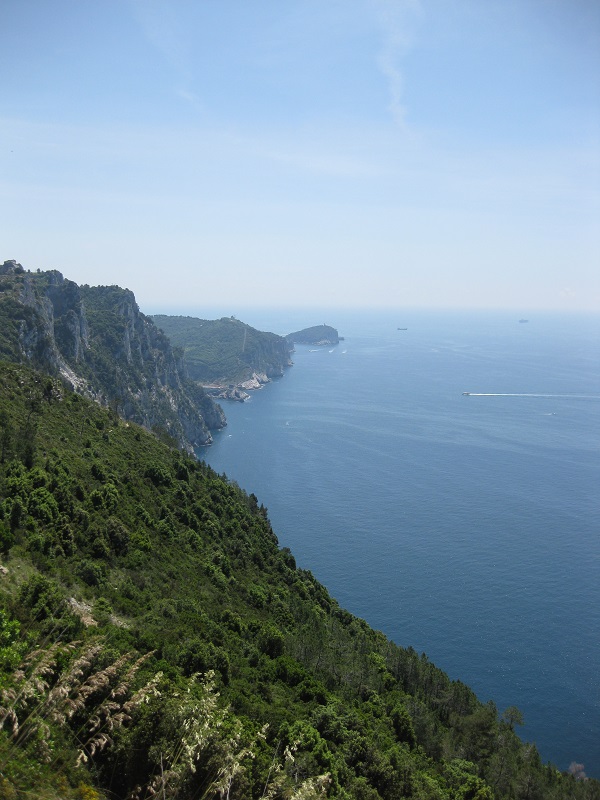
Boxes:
[198,309,600,778]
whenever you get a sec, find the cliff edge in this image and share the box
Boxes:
[0,261,225,450]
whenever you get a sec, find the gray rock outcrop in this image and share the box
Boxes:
[0,262,225,451]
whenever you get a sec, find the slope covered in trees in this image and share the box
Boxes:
[0,362,596,799]
[286,325,340,346]
[152,315,293,388]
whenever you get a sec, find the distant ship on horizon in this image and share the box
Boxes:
[519,319,529,323]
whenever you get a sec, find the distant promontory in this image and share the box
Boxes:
[286,324,340,346]
[152,315,293,401]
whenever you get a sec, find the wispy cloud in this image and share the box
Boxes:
[372,0,422,127]
[130,0,186,68]
[175,87,204,111]
[129,0,196,106]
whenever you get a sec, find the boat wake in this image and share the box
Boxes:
[463,392,600,399]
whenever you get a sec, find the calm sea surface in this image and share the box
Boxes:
[198,309,600,777]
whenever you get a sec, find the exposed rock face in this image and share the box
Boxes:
[46,272,89,363]
[239,372,270,390]
[0,259,24,275]
[0,262,225,451]
[207,386,251,402]
[10,269,88,383]
[286,324,340,346]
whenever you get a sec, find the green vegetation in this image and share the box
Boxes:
[152,315,293,386]
[286,325,340,346]
[0,361,597,799]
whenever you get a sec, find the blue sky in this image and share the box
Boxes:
[1,0,599,312]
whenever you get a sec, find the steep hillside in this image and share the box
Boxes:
[152,314,293,396]
[0,362,596,799]
[0,261,225,450]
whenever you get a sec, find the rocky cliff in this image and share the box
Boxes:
[0,261,225,450]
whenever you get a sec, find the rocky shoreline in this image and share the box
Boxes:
[203,370,273,402]
[202,325,342,403]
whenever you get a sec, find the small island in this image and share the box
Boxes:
[286,324,341,346]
